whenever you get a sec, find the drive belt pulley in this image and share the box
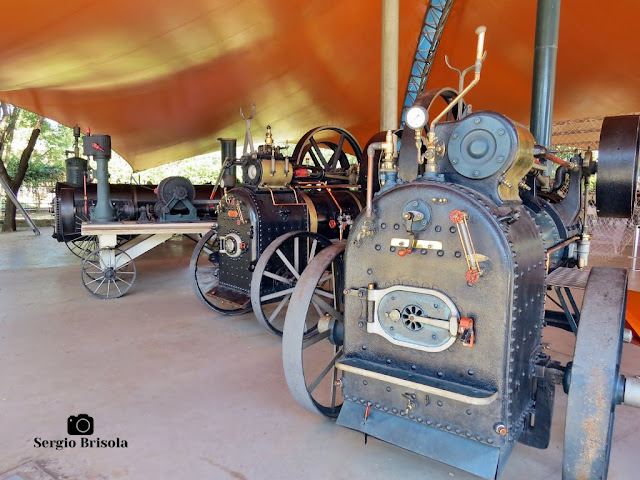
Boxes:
[596,115,640,218]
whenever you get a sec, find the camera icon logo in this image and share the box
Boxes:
[67,414,94,435]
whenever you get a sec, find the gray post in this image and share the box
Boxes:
[381,0,399,131]
[530,0,561,166]
[84,134,116,223]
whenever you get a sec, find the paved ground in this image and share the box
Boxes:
[0,227,638,479]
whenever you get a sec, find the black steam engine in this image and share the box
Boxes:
[191,125,364,336]
[281,26,640,480]
[52,128,220,258]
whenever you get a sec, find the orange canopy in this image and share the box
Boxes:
[1,0,639,170]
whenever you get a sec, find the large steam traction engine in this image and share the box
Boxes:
[190,125,365,336]
[281,27,640,479]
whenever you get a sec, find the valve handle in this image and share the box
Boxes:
[475,26,487,62]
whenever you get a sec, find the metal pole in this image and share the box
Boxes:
[530,0,561,174]
[633,225,640,271]
[0,174,40,235]
[381,0,399,131]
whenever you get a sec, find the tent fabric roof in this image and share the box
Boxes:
[1,1,639,170]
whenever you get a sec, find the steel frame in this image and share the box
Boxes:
[400,0,454,124]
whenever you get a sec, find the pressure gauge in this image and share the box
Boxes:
[406,105,428,130]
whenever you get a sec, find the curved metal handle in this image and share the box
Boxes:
[475,26,487,62]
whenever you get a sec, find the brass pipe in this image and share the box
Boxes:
[546,235,580,272]
[366,152,374,218]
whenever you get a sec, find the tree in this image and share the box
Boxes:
[0,103,43,232]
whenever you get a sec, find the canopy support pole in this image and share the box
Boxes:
[381,0,399,131]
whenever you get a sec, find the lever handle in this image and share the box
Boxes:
[475,26,487,61]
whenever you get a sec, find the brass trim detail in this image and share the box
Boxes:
[345,190,363,211]
[299,192,318,233]
[336,363,498,406]
[390,238,443,250]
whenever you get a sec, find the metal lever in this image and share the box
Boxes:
[240,103,256,155]
[394,310,474,347]
[425,26,487,174]
[403,312,459,336]
[429,26,487,133]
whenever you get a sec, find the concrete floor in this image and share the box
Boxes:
[0,227,639,480]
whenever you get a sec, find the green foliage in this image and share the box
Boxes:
[95,152,221,185]
[6,156,65,186]
[133,153,221,185]
[3,109,73,183]
[4,104,222,189]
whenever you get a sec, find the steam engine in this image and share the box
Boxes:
[199,131,363,314]
[52,181,219,243]
[328,106,638,478]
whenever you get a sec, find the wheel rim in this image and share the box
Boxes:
[251,231,332,337]
[81,247,136,299]
[291,126,362,175]
[563,267,627,479]
[190,228,250,315]
[282,242,345,418]
[66,234,99,259]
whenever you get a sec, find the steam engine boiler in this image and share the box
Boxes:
[191,126,364,336]
[282,39,640,480]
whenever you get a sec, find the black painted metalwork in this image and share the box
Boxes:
[282,106,640,478]
[190,126,364,332]
[596,115,640,218]
[529,0,561,149]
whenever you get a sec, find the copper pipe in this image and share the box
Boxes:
[366,152,374,218]
[365,141,384,218]
[544,152,577,170]
[546,235,580,272]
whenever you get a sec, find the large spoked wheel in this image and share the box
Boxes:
[81,247,136,299]
[66,234,132,260]
[190,229,251,315]
[251,231,332,337]
[58,188,96,259]
[291,126,362,174]
[563,267,627,480]
[282,242,345,418]
[66,234,99,258]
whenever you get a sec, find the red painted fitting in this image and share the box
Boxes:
[449,209,466,224]
[465,269,480,284]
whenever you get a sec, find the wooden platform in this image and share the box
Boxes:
[81,221,215,236]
